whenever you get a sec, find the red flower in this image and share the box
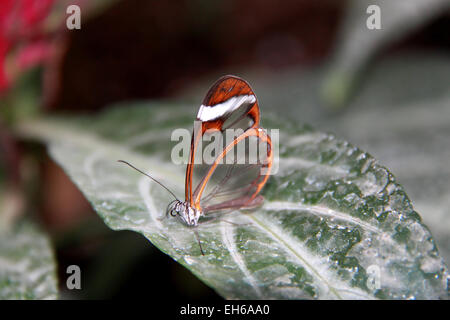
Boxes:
[0,0,54,92]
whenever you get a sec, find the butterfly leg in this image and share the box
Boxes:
[193,229,205,256]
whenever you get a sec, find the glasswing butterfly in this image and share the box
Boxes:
[119,75,273,255]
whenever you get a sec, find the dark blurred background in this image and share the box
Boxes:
[1,0,450,299]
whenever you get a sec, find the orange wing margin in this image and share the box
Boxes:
[192,127,273,211]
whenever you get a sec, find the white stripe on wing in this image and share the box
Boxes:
[197,95,256,121]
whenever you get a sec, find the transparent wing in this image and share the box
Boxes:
[185,75,262,205]
[192,128,272,214]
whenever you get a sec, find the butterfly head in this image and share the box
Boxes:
[167,200,201,227]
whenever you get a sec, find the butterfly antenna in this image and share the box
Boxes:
[117,160,179,201]
[193,229,205,256]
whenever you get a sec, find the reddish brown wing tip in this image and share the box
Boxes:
[202,75,256,107]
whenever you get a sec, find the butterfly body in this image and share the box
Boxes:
[168,200,202,227]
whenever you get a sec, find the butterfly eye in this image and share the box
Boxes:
[170,209,177,217]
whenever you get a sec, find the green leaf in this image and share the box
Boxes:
[318,53,450,268]
[0,220,58,299]
[16,104,449,299]
[219,52,450,266]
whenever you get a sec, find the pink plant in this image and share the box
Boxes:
[0,0,54,92]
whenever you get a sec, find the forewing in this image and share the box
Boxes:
[185,75,262,205]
